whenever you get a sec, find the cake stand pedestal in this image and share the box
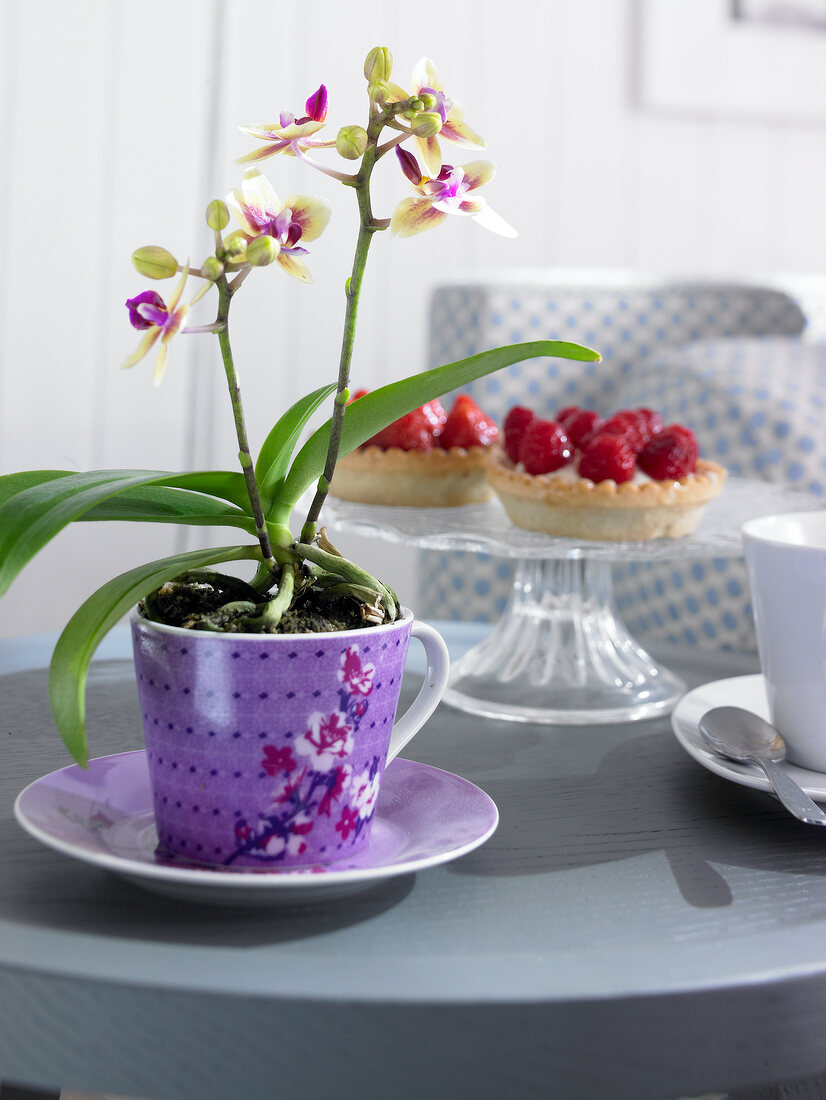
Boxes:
[442,556,685,724]
[325,479,816,725]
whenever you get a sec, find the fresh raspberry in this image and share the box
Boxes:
[597,407,667,453]
[519,418,573,475]
[578,434,637,483]
[364,406,438,451]
[348,388,369,404]
[596,410,647,451]
[439,394,498,449]
[555,405,581,425]
[560,409,603,447]
[503,405,535,462]
[636,407,664,440]
[637,424,699,480]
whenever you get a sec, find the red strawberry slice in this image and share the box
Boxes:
[439,394,498,450]
[578,434,637,484]
[637,424,698,480]
[503,405,536,463]
[360,397,446,452]
[364,406,438,451]
[422,398,447,438]
[519,418,574,475]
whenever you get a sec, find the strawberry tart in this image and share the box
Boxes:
[330,392,499,507]
[487,405,726,541]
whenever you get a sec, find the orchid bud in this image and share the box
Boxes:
[336,124,368,160]
[131,246,178,280]
[364,46,392,83]
[409,97,425,114]
[222,230,248,262]
[246,235,278,267]
[202,256,225,281]
[396,146,423,186]
[409,111,442,138]
[206,200,229,231]
[305,85,328,122]
[367,80,392,106]
[419,92,437,110]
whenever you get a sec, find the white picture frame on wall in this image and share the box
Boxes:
[637,0,826,123]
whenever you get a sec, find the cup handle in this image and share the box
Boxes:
[386,621,450,763]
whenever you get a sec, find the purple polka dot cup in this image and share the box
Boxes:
[130,608,449,868]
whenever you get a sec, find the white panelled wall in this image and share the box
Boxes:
[1,0,825,637]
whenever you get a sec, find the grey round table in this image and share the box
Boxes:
[4,624,826,1100]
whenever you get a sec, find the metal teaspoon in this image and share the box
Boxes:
[699,706,826,826]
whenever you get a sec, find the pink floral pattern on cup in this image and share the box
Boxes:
[337,643,376,695]
[225,644,380,865]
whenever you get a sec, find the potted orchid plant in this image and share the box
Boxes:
[0,49,597,867]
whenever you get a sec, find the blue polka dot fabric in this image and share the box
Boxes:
[418,276,814,649]
[428,277,804,413]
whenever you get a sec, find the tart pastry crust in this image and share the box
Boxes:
[330,445,494,507]
[486,448,726,541]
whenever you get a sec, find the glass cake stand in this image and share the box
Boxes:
[325,480,818,726]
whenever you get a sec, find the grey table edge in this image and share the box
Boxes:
[3,624,826,1100]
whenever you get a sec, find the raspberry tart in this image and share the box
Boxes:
[330,392,499,507]
[487,405,726,541]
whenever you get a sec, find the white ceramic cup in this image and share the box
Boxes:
[743,510,826,771]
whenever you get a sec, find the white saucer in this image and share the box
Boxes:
[14,751,499,906]
[671,674,826,801]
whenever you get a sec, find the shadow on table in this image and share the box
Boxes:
[445,723,826,909]
[0,850,414,945]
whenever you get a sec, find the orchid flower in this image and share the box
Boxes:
[123,267,190,385]
[390,150,516,239]
[238,85,335,165]
[226,169,332,284]
[388,58,485,176]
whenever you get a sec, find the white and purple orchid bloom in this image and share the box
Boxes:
[238,85,335,165]
[123,267,190,384]
[226,169,331,284]
[387,58,485,176]
[390,149,516,239]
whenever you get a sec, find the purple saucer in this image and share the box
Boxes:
[14,751,499,905]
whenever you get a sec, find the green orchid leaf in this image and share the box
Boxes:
[0,469,252,513]
[80,484,256,532]
[159,471,252,511]
[49,543,261,767]
[281,340,600,502]
[0,470,74,508]
[0,469,235,600]
[255,382,338,501]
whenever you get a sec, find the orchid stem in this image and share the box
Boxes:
[300,117,389,544]
[292,147,357,184]
[376,130,414,158]
[183,321,226,335]
[228,267,252,294]
[216,278,279,583]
